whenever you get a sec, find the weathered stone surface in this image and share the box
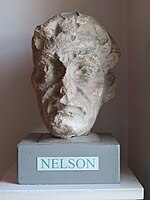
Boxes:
[31,12,120,139]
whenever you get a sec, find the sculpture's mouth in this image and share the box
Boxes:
[45,98,86,118]
[51,104,89,138]
[58,104,86,117]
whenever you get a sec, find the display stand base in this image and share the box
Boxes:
[18,133,120,184]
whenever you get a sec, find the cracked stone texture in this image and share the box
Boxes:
[31,12,120,139]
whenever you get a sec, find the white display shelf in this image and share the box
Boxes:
[0,163,143,200]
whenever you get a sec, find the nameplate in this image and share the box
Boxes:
[37,157,99,171]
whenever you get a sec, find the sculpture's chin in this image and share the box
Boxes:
[51,130,90,139]
[47,109,94,139]
[50,126,91,139]
[50,130,77,139]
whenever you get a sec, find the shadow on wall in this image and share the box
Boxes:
[0,37,42,178]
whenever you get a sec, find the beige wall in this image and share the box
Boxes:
[0,0,128,178]
[1,0,149,198]
[127,0,150,199]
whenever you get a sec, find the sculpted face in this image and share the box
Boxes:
[32,12,120,138]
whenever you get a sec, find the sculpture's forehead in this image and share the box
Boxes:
[44,12,98,31]
[38,12,109,46]
[34,13,111,67]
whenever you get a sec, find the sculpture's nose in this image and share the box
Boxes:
[60,70,77,100]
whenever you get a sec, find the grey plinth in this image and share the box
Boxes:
[18,133,120,184]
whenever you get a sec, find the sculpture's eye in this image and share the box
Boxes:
[53,65,65,78]
[75,64,95,83]
[51,58,66,82]
[43,57,66,85]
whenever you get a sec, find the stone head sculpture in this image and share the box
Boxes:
[31,12,120,139]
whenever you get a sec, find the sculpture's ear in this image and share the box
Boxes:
[102,68,116,104]
[101,37,120,104]
[108,34,121,66]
